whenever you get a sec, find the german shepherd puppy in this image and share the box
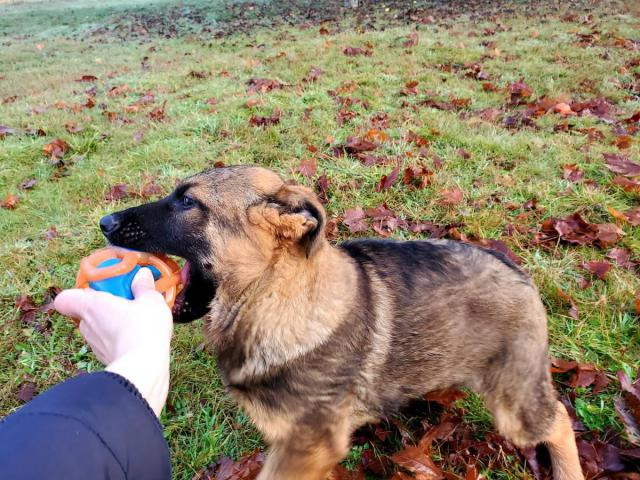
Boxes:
[100,165,583,480]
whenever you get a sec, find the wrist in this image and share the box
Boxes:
[106,350,170,417]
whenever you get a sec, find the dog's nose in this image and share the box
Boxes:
[99,214,120,235]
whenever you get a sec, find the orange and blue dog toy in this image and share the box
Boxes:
[75,247,183,308]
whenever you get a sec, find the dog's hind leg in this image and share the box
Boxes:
[481,349,584,480]
[543,401,583,480]
[487,393,583,480]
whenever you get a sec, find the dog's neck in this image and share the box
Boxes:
[205,240,359,383]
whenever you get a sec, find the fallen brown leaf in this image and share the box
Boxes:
[44,225,58,241]
[0,125,15,138]
[245,98,263,108]
[403,32,419,48]
[333,136,378,157]
[316,174,330,204]
[625,208,640,226]
[613,135,633,150]
[192,450,264,480]
[554,102,575,116]
[343,207,368,233]
[107,84,130,97]
[296,158,317,179]
[64,122,84,134]
[473,238,523,266]
[606,248,637,270]
[438,188,463,206]
[403,166,433,190]
[551,358,610,392]
[365,129,389,143]
[390,445,444,480]
[188,70,208,79]
[376,166,400,192]
[615,371,640,446]
[104,183,129,202]
[328,464,365,480]
[1,193,19,210]
[16,382,37,403]
[76,74,98,82]
[367,204,402,238]
[249,109,282,127]
[137,180,164,199]
[336,108,357,125]
[343,46,372,57]
[424,388,466,407]
[563,164,584,182]
[43,138,69,160]
[604,153,640,177]
[306,66,322,83]
[149,101,167,121]
[400,80,419,96]
[533,212,624,248]
[404,130,429,147]
[580,261,611,280]
[246,78,284,94]
[457,148,471,159]
[556,288,579,319]
[18,178,37,190]
[613,176,640,192]
[508,78,533,105]
[15,288,58,333]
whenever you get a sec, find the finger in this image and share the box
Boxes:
[54,289,92,319]
[77,321,101,359]
[131,267,160,300]
[79,324,108,364]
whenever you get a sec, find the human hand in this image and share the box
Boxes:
[54,268,173,416]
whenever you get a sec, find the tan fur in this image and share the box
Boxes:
[106,165,584,480]
[256,399,354,480]
[198,167,583,480]
[544,403,584,480]
[209,243,359,383]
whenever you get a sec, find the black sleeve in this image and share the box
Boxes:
[0,371,171,480]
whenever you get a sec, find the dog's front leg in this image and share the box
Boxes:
[256,421,351,480]
[257,440,347,480]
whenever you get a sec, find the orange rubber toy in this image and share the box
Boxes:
[75,247,183,308]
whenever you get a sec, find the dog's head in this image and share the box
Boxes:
[100,165,326,323]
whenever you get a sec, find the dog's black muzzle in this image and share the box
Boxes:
[100,214,120,235]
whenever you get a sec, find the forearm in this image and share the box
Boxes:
[0,372,171,480]
[106,349,170,417]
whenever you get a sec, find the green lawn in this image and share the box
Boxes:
[1,0,639,478]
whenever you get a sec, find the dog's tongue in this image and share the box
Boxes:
[180,261,190,288]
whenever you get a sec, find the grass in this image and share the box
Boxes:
[1,0,639,478]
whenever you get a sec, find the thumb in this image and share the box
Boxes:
[131,267,159,300]
[54,288,91,319]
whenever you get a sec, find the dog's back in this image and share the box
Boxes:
[340,239,556,441]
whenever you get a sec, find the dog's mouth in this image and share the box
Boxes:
[170,260,216,323]
[99,210,216,323]
[172,261,192,319]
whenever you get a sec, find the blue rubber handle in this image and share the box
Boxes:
[88,258,161,300]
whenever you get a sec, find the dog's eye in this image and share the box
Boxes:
[181,195,195,209]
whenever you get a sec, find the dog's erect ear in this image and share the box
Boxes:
[249,183,326,257]
[274,183,326,258]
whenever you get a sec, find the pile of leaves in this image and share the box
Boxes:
[81,0,610,41]
[193,371,640,479]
